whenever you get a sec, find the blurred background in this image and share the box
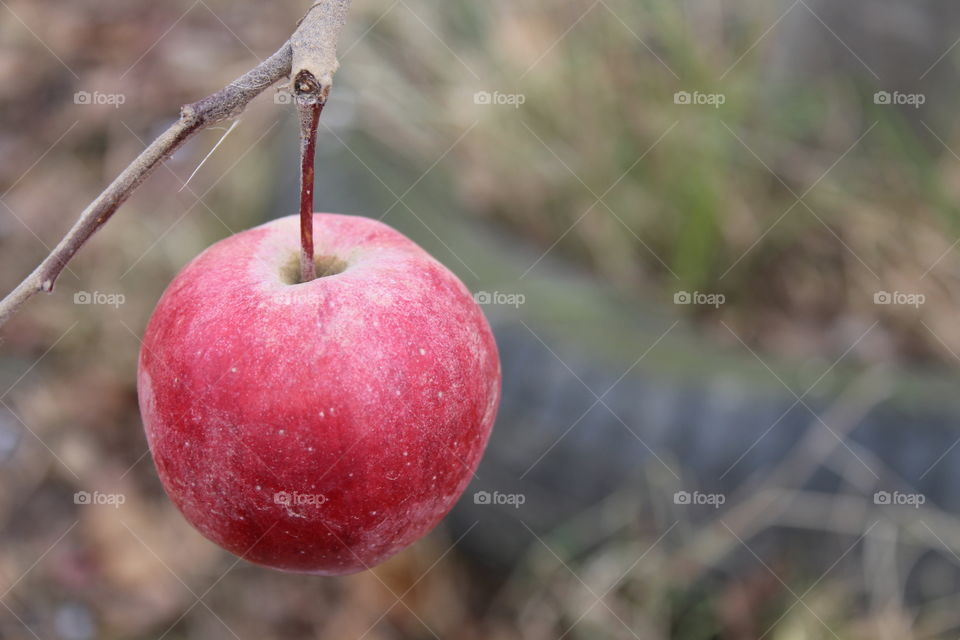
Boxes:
[3,0,960,638]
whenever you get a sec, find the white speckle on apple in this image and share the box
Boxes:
[419,348,426,355]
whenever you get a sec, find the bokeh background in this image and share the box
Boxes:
[4,0,960,638]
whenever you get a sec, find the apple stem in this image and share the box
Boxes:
[296,73,324,283]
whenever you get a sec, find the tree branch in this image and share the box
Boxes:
[0,0,352,327]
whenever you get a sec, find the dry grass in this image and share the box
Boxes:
[346,0,960,367]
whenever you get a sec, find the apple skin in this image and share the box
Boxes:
[137,213,500,574]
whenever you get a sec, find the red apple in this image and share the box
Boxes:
[137,213,500,574]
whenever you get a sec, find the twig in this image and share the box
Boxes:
[0,0,352,326]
